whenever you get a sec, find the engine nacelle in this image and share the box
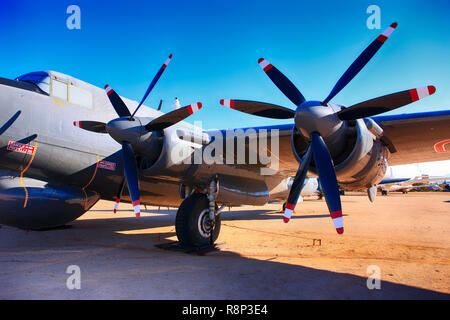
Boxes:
[139,124,207,177]
[292,118,389,190]
[0,171,99,229]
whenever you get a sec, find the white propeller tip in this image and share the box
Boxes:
[132,200,140,218]
[283,203,294,223]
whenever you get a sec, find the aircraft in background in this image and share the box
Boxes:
[378,173,450,195]
[270,177,320,210]
[1,22,450,247]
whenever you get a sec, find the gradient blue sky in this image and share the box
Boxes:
[0,0,449,131]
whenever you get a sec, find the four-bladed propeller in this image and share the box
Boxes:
[74,54,203,216]
[220,23,437,234]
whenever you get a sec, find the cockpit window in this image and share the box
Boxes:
[51,79,68,100]
[15,71,93,109]
[16,72,50,94]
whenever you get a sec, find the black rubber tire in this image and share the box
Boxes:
[175,193,221,247]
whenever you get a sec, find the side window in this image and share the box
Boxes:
[51,79,68,100]
[68,85,93,109]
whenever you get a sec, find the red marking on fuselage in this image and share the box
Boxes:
[98,160,116,171]
[434,140,450,153]
[7,141,35,155]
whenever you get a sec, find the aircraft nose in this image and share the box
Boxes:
[106,117,144,145]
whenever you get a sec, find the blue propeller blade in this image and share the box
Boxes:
[311,133,343,234]
[130,54,173,119]
[323,22,398,105]
[283,144,313,222]
[0,111,21,135]
[258,58,306,107]
[338,85,436,120]
[121,142,140,217]
[104,85,132,118]
[219,99,295,119]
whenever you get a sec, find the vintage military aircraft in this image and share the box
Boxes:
[0,22,449,247]
[378,171,450,195]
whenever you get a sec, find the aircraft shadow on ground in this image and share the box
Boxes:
[1,207,448,299]
[89,208,346,223]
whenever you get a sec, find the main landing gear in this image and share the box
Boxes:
[175,181,222,247]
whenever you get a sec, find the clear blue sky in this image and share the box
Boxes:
[1,0,449,130]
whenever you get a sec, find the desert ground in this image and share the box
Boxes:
[0,191,449,299]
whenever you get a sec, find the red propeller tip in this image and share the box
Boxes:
[336,227,344,234]
[113,209,117,213]
[428,86,436,95]
[104,84,109,89]
[187,102,202,115]
[391,22,398,29]
[258,58,264,63]
[283,217,290,223]
[220,99,235,109]
[104,85,114,95]
[169,54,173,59]
[132,200,140,217]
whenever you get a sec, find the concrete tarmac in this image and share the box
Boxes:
[0,192,449,299]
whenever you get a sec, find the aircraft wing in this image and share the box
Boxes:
[207,124,299,178]
[373,110,450,166]
[211,110,450,177]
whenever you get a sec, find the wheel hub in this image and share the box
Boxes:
[198,209,214,238]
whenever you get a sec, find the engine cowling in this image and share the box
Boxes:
[292,118,389,190]
[138,124,208,177]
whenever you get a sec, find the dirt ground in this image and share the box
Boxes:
[0,191,449,299]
